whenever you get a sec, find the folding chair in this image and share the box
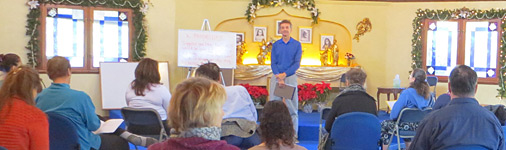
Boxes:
[329,112,381,150]
[121,107,169,146]
[318,107,332,144]
[47,112,80,150]
[339,74,346,92]
[387,108,432,150]
[427,76,438,96]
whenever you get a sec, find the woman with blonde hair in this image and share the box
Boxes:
[0,66,48,150]
[148,77,239,150]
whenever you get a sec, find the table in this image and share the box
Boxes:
[376,87,406,111]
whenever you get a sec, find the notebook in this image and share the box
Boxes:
[93,119,124,134]
[274,83,296,100]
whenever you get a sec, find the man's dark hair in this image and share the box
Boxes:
[195,62,221,81]
[449,65,477,97]
[280,20,292,28]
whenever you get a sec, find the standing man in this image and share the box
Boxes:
[409,65,504,149]
[270,19,302,139]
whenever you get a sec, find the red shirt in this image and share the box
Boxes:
[0,98,49,150]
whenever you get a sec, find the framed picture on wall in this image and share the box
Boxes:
[235,32,245,45]
[276,20,283,36]
[299,26,312,44]
[253,26,267,42]
[320,34,334,50]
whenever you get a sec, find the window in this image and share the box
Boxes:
[423,19,501,84]
[41,5,132,72]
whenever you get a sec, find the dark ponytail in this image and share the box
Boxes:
[409,68,430,99]
[0,53,21,72]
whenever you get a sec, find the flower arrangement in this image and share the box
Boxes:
[298,82,332,105]
[345,53,355,66]
[298,83,318,106]
[345,52,355,60]
[314,81,332,103]
[240,84,268,105]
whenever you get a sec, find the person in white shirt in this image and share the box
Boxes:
[195,62,260,149]
[125,58,171,135]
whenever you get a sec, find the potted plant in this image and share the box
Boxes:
[240,84,268,106]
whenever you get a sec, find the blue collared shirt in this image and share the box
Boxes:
[271,37,302,77]
[36,83,101,150]
[223,86,258,122]
[410,98,504,150]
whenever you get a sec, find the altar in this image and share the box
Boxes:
[233,65,351,87]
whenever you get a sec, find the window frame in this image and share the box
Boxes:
[421,18,502,84]
[38,4,134,73]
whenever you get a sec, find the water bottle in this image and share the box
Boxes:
[393,74,401,88]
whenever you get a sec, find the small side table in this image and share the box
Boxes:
[377,87,406,111]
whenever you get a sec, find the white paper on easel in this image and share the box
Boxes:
[93,119,124,134]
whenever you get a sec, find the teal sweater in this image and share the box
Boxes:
[36,83,101,150]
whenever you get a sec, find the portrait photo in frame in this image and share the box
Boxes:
[253,26,267,42]
[235,32,245,45]
[320,34,334,50]
[276,20,283,36]
[299,26,312,44]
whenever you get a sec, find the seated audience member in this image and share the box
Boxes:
[36,56,156,150]
[410,65,504,150]
[249,100,306,150]
[0,66,48,150]
[381,68,434,149]
[325,68,377,132]
[148,77,239,150]
[195,62,260,149]
[0,53,21,86]
[433,92,451,110]
[125,58,171,134]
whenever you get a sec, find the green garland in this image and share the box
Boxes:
[25,0,148,67]
[245,0,320,24]
[411,8,506,97]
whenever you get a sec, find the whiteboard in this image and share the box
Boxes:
[99,62,170,109]
[178,29,237,69]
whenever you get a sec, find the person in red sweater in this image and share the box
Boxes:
[0,66,48,150]
[148,77,239,150]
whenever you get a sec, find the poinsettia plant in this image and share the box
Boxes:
[298,83,318,106]
[298,82,332,105]
[314,81,332,103]
[240,84,268,105]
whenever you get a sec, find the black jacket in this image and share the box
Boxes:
[325,90,377,132]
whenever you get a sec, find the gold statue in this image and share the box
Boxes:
[320,46,330,66]
[330,39,339,66]
[353,18,372,42]
[257,39,272,65]
[237,42,246,64]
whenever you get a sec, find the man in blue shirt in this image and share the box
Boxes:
[410,65,504,150]
[269,20,302,138]
[36,56,156,150]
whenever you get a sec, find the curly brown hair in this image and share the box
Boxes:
[259,100,295,150]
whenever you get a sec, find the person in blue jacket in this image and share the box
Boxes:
[381,68,434,149]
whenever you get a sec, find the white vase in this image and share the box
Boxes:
[317,102,326,112]
[303,103,313,113]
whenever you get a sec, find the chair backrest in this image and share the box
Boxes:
[121,107,165,135]
[397,108,432,124]
[427,76,438,95]
[47,112,80,150]
[339,74,346,91]
[0,146,7,150]
[330,112,381,150]
[320,107,332,121]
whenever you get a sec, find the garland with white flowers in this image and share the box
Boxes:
[245,0,320,24]
[25,0,149,67]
